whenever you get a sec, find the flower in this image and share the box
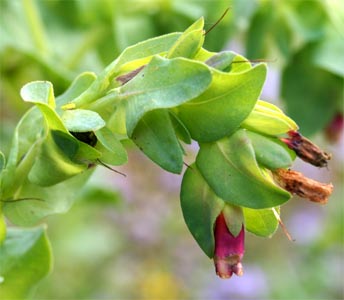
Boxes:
[213,212,245,279]
[273,168,333,204]
[280,130,331,167]
[325,113,344,143]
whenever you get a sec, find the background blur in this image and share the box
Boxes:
[1,0,343,299]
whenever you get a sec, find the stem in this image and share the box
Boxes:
[22,0,49,56]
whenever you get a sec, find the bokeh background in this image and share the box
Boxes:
[1,0,343,299]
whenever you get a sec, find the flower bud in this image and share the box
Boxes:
[213,212,245,279]
[280,130,331,167]
[273,168,333,204]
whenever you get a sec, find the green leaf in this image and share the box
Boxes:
[61,109,106,132]
[51,130,79,160]
[177,64,267,142]
[281,47,343,136]
[56,72,97,107]
[246,130,295,170]
[246,3,273,58]
[122,55,212,136]
[0,226,52,299]
[3,170,93,226]
[204,51,235,71]
[287,1,327,42]
[311,28,344,77]
[20,81,56,108]
[241,100,298,136]
[94,127,128,166]
[167,17,204,59]
[28,131,86,186]
[180,164,224,258]
[0,113,43,199]
[196,129,291,209]
[244,207,279,237]
[21,82,66,132]
[71,32,182,107]
[132,110,183,174]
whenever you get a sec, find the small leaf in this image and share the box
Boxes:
[180,164,224,258]
[196,129,291,209]
[61,109,106,132]
[177,64,267,142]
[167,17,204,59]
[244,207,279,237]
[94,127,128,166]
[132,110,183,174]
[122,55,212,136]
[0,226,52,299]
[20,81,55,108]
[246,130,295,170]
[205,51,235,71]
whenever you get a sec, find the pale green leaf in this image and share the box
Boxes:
[0,226,52,299]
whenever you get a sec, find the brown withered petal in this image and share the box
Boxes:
[273,169,333,204]
[116,65,145,85]
[280,131,331,168]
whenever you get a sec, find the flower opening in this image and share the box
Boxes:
[213,212,245,279]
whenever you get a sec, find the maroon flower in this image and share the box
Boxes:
[213,212,245,279]
[280,130,331,167]
[325,113,343,143]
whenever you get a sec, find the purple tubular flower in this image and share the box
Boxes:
[280,130,331,167]
[213,212,245,279]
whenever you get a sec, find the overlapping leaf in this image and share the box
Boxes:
[196,129,291,209]
[180,164,224,258]
[177,64,267,142]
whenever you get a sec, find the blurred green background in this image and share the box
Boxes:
[1,0,343,299]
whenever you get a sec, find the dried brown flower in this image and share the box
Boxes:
[273,168,333,204]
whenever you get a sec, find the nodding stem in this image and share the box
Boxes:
[97,159,127,177]
[204,7,230,36]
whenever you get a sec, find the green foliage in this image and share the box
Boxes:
[243,207,279,237]
[196,130,290,209]
[245,0,343,137]
[0,2,340,297]
[180,164,224,258]
[177,63,267,142]
[0,226,52,299]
